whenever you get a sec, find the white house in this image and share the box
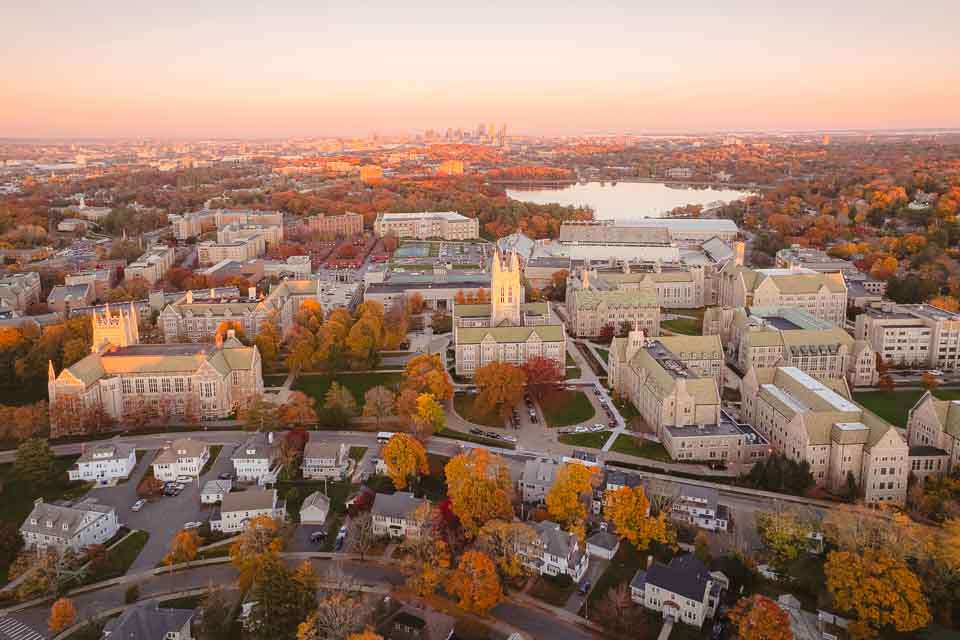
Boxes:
[630,555,727,628]
[20,498,120,552]
[371,492,429,538]
[211,488,285,534]
[672,486,729,532]
[231,432,278,484]
[302,438,350,480]
[299,491,330,525]
[521,520,589,582]
[67,440,137,484]
[200,479,232,504]
[153,438,210,482]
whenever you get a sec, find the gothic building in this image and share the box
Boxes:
[453,249,566,376]
[48,304,262,437]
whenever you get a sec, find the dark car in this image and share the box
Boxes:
[218,472,234,481]
[469,428,484,435]
[577,580,591,595]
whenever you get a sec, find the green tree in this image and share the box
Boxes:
[242,395,281,431]
[15,438,55,485]
[324,381,358,424]
[247,556,317,640]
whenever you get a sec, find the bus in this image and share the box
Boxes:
[376,431,396,444]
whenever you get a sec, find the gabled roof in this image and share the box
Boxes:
[103,601,193,639]
[530,520,578,559]
[643,554,713,602]
[371,491,428,520]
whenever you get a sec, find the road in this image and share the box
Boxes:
[3,559,600,640]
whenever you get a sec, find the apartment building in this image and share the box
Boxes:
[304,212,364,237]
[518,458,560,503]
[741,366,908,505]
[125,244,176,285]
[67,440,137,484]
[372,491,430,538]
[170,209,284,241]
[211,488,285,533]
[854,302,960,370]
[718,263,847,326]
[152,438,210,481]
[231,432,278,483]
[373,211,479,240]
[302,438,349,480]
[662,410,770,465]
[65,268,114,301]
[560,218,740,245]
[217,222,283,248]
[565,270,661,338]
[197,235,266,266]
[20,498,120,552]
[46,283,94,313]
[775,245,857,274]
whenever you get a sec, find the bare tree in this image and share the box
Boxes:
[347,512,377,561]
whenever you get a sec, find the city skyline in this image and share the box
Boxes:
[2,1,960,137]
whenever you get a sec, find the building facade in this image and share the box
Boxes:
[374,211,479,240]
[125,244,176,285]
[231,432,278,483]
[372,491,430,538]
[20,498,120,552]
[718,264,847,326]
[302,438,350,480]
[212,488,285,533]
[631,555,724,628]
[906,391,960,481]
[304,212,364,237]
[854,302,960,370]
[453,250,565,376]
[67,440,137,483]
[565,270,660,338]
[153,438,210,481]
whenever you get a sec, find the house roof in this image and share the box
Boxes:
[153,438,208,464]
[644,554,713,602]
[371,491,428,520]
[75,440,135,465]
[377,604,456,640]
[103,601,193,639]
[202,479,233,495]
[530,520,577,559]
[231,433,275,461]
[20,499,114,539]
[220,488,276,513]
[301,491,331,513]
[455,324,566,345]
[587,530,620,551]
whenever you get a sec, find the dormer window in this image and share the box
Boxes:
[30,518,37,525]
[45,520,53,528]
[62,523,69,531]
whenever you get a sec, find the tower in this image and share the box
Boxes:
[490,249,523,327]
[91,303,140,352]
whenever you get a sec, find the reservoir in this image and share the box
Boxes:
[507,181,753,220]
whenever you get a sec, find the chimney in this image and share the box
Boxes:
[248,286,256,300]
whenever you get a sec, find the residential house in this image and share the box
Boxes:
[231,432,278,484]
[153,438,210,482]
[67,440,137,484]
[376,604,455,640]
[672,486,729,532]
[586,531,621,560]
[518,458,559,503]
[302,438,350,480]
[20,498,120,552]
[102,600,193,640]
[371,492,429,538]
[520,520,589,582]
[630,555,726,628]
[211,488,285,533]
[300,491,331,525]
[201,479,232,504]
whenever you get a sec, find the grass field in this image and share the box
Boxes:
[86,530,150,583]
[559,431,611,448]
[293,372,404,407]
[596,348,609,364]
[565,365,582,379]
[542,390,596,427]
[610,435,672,461]
[348,447,367,463]
[853,388,960,427]
[453,393,504,427]
[661,318,702,335]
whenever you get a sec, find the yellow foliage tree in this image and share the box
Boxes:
[444,449,514,537]
[446,550,503,615]
[604,486,668,550]
[473,362,527,419]
[402,353,454,401]
[398,503,451,595]
[48,597,77,633]
[825,549,930,639]
[476,519,539,580]
[415,393,446,433]
[229,514,285,591]
[347,632,384,640]
[382,433,429,490]
[163,529,201,571]
[545,462,599,538]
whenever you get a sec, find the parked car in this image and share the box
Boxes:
[484,431,502,440]
[608,420,617,428]
[501,434,518,443]
[176,476,193,484]
[574,426,589,434]
[218,472,234,480]
[592,424,606,432]
[310,529,328,543]
[469,428,484,436]
[183,521,203,530]
[577,580,591,595]
[131,499,146,512]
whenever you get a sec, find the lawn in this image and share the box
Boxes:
[853,389,960,427]
[610,435,672,462]
[559,431,612,448]
[348,447,367,463]
[661,318,701,335]
[541,390,596,427]
[584,539,674,612]
[529,574,576,607]
[613,397,640,422]
[453,393,504,428]
[86,530,150,583]
[565,365,582,380]
[292,372,404,407]
[263,374,288,387]
[595,348,609,364]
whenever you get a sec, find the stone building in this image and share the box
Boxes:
[374,211,478,240]
[854,302,960,370]
[565,270,660,338]
[718,264,847,326]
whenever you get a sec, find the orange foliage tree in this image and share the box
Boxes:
[48,597,77,633]
[446,550,503,615]
[604,486,669,550]
[444,449,514,537]
[382,433,429,490]
[727,595,793,640]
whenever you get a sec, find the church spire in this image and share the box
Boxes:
[48,360,56,381]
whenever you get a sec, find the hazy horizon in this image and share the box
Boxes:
[3,0,959,138]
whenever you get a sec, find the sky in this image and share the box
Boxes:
[2,0,959,138]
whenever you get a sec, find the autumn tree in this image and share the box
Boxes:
[254,314,282,371]
[473,361,527,419]
[415,393,446,434]
[48,597,77,633]
[347,632,383,640]
[755,505,819,568]
[247,556,317,640]
[604,485,668,550]
[546,462,599,540]
[521,356,563,400]
[216,320,249,345]
[230,515,285,591]
[399,503,451,596]
[347,512,376,561]
[825,549,930,639]
[727,594,793,640]
[15,437,55,485]
[299,565,375,640]
[402,353,453,401]
[408,292,426,314]
[197,583,231,640]
[163,529,200,572]
[242,395,281,431]
[323,382,358,425]
[444,449,514,537]
[278,391,318,428]
[922,371,940,391]
[446,550,503,615]
[382,433,429,490]
[877,374,895,392]
[476,519,538,580]
[362,385,396,425]
[593,583,647,635]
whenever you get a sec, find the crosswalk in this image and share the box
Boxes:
[0,617,45,640]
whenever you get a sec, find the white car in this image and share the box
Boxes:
[593,423,606,431]
[131,499,146,512]
[176,476,193,484]
[574,426,589,434]
[501,434,518,443]
[183,521,203,530]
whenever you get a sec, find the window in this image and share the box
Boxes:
[148,378,158,393]
[162,378,171,393]
[135,379,145,394]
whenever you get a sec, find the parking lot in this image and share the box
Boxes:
[84,443,238,572]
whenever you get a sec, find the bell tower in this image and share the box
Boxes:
[92,303,140,352]
[490,249,523,327]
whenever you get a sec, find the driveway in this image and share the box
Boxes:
[563,556,609,614]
